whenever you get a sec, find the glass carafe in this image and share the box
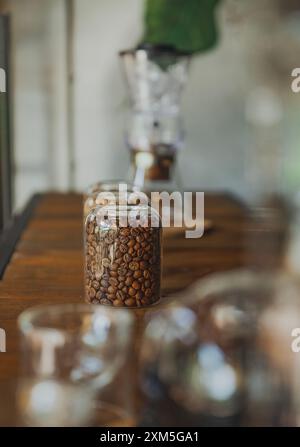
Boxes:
[120,44,190,192]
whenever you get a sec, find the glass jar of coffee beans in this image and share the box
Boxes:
[84,205,161,308]
[83,180,137,220]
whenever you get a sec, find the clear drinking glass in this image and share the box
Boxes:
[140,270,300,426]
[18,304,134,426]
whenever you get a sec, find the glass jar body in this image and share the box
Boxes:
[83,180,137,220]
[84,205,161,308]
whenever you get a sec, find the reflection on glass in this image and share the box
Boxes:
[18,304,133,426]
[120,45,190,191]
[83,180,138,219]
[17,379,94,427]
[140,270,300,426]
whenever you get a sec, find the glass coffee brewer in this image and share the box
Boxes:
[119,44,191,192]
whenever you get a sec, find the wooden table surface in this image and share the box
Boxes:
[0,192,252,425]
[0,192,248,382]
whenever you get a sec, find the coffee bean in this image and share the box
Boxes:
[116,290,125,301]
[125,277,133,286]
[145,288,152,297]
[92,280,100,290]
[89,246,95,256]
[129,261,139,271]
[101,279,109,288]
[135,290,143,300]
[108,285,117,294]
[117,267,127,276]
[102,258,110,268]
[119,244,127,254]
[95,271,102,280]
[123,253,132,263]
[109,277,118,286]
[119,236,129,244]
[113,299,123,307]
[137,249,143,258]
[133,270,142,279]
[132,280,141,290]
[89,287,96,298]
[143,270,150,279]
[128,287,136,297]
[115,250,122,259]
[125,298,135,307]
[140,261,148,269]
[85,212,161,307]
[87,224,94,235]
[104,232,116,244]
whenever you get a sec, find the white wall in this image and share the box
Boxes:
[73,0,144,190]
[9,0,300,210]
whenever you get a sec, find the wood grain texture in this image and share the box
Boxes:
[0,192,249,423]
[0,193,246,379]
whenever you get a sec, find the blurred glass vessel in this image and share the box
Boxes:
[18,304,133,426]
[140,270,300,426]
[120,44,190,192]
[19,304,132,386]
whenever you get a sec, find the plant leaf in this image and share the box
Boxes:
[143,0,222,53]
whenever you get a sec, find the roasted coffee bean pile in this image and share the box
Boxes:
[85,218,161,307]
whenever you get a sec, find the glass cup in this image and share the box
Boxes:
[140,270,300,426]
[18,304,134,426]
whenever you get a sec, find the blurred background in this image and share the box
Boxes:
[2,0,300,427]
[0,0,300,210]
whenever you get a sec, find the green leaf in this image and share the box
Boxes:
[143,0,222,53]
